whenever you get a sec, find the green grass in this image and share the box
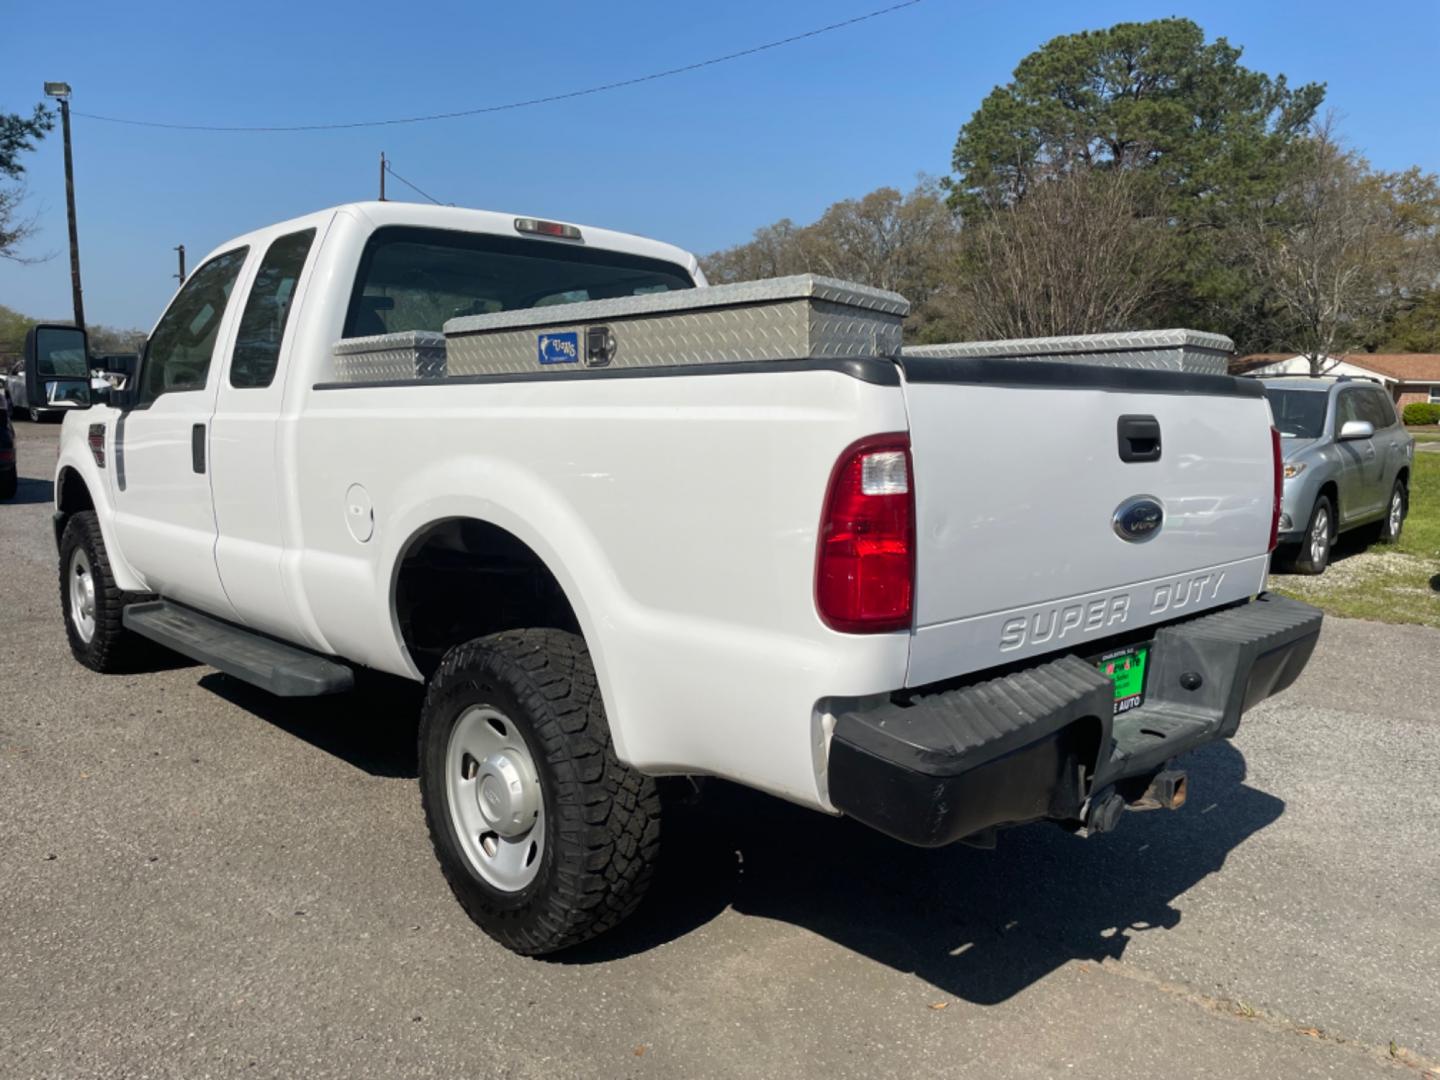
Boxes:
[1407,430,1440,444]
[1269,451,1440,627]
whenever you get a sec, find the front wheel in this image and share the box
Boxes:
[418,629,661,955]
[58,511,151,671]
[1378,480,1407,545]
[1288,495,1334,575]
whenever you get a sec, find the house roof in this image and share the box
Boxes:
[1234,353,1440,383]
[1347,354,1440,382]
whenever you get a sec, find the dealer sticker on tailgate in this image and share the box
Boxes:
[1097,644,1149,714]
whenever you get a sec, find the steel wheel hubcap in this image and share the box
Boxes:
[445,706,544,892]
[69,548,97,644]
[1311,509,1329,564]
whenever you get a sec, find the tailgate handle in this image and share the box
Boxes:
[1117,415,1161,463]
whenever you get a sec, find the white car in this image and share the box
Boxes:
[39,202,1321,955]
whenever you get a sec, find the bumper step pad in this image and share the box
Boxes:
[830,595,1322,847]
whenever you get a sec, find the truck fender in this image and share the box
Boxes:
[374,455,634,761]
[53,419,146,594]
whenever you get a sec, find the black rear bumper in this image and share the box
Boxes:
[829,594,1322,847]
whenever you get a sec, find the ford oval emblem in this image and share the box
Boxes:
[1113,495,1164,543]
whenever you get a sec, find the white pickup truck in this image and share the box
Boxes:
[39,202,1321,955]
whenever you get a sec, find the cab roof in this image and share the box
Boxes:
[197,201,705,284]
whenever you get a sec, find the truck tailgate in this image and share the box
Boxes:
[901,359,1275,687]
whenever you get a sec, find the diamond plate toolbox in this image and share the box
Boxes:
[332,331,447,382]
[439,275,909,378]
[903,329,1234,375]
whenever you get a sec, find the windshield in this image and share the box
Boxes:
[1265,388,1328,439]
[344,226,695,338]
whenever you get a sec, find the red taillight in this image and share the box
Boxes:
[816,434,915,633]
[1269,426,1282,553]
[0,449,13,464]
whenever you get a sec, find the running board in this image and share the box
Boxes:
[123,600,354,697]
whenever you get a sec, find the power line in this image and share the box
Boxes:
[383,161,445,205]
[71,2,922,133]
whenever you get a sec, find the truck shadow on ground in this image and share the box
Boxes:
[573,740,1282,1005]
[198,670,422,779]
[200,670,1280,1004]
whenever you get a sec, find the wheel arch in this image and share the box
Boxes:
[1315,480,1339,535]
[54,465,95,549]
[388,516,584,682]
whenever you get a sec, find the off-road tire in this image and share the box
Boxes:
[419,628,661,955]
[58,511,153,672]
[1378,480,1407,545]
[1288,495,1334,575]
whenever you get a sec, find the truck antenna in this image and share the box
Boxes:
[379,151,386,201]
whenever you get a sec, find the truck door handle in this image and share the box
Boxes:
[192,423,206,474]
[1117,415,1162,463]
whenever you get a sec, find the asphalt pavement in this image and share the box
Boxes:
[2,419,1437,1079]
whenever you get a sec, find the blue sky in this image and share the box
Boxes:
[3,0,1438,328]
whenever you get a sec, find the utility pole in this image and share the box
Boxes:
[44,81,84,331]
[379,151,386,201]
[173,244,186,284]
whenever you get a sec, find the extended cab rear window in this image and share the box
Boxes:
[342,226,694,338]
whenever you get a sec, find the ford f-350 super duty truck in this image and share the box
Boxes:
[37,202,1321,955]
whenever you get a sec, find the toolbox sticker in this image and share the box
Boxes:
[537,332,579,365]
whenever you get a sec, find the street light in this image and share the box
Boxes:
[44,80,84,331]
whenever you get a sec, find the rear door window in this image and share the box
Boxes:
[342,226,694,338]
[230,229,316,388]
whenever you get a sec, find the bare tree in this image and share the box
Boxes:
[1236,122,1440,374]
[701,179,961,339]
[701,218,813,283]
[0,185,46,265]
[946,167,1173,340]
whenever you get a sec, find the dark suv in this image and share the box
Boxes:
[0,388,15,499]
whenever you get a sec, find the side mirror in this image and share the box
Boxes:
[23,324,91,412]
[1338,419,1375,441]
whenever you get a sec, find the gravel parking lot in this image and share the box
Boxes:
[2,420,1438,1079]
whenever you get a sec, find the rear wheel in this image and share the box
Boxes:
[1378,480,1406,544]
[0,467,15,500]
[418,628,661,955]
[1289,496,1334,575]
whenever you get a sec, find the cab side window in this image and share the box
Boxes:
[1351,388,1388,431]
[1334,390,1363,433]
[139,248,249,406]
[230,229,316,389]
